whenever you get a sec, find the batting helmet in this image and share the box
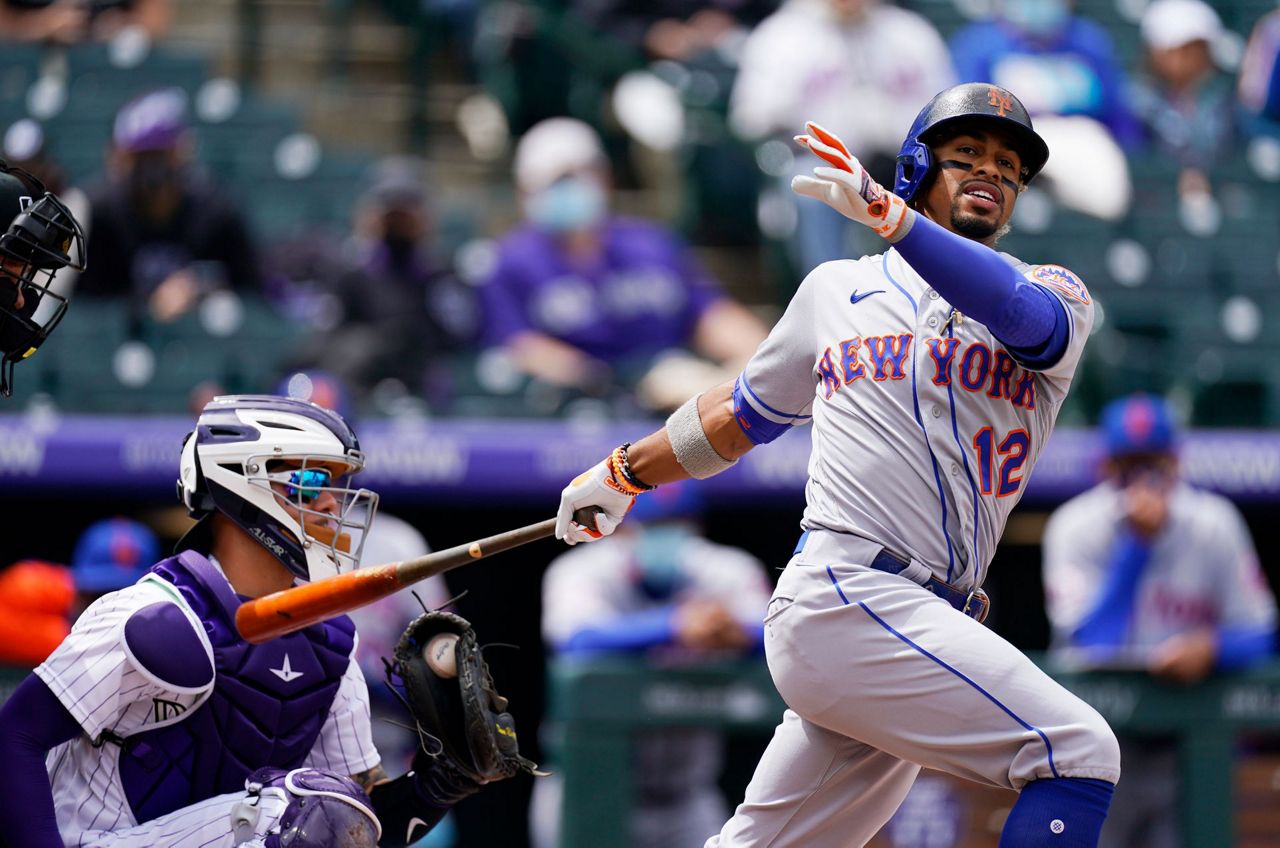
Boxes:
[0,161,85,397]
[894,83,1050,203]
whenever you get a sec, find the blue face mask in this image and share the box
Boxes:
[526,176,607,233]
[634,525,693,599]
[1001,0,1068,37]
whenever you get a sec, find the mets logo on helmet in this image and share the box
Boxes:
[1032,264,1090,304]
[987,87,1013,117]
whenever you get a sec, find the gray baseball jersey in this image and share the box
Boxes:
[35,572,379,846]
[738,248,1092,590]
[1043,480,1277,649]
[707,249,1119,848]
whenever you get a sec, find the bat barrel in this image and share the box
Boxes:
[235,567,402,644]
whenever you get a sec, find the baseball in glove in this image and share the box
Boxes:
[385,610,541,787]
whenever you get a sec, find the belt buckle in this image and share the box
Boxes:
[962,588,990,624]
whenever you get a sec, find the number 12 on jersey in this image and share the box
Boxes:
[973,427,1030,497]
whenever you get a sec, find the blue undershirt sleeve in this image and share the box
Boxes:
[1071,530,1152,650]
[0,675,83,848]
[894,212,1070,362]
[558,607,678,657]
[1216,626,1275,670]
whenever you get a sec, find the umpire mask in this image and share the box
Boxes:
[0,165,86,397]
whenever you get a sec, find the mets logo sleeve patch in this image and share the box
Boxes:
[1030,264,1090,305]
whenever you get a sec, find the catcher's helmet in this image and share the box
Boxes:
[0,161,85,397]
[177,394,379,582]
[894,83,1050,203]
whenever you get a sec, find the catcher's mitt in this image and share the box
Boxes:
[387,610,540,785]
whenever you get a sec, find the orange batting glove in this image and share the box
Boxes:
[792,121,912,242]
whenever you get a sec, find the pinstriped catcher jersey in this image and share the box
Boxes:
[34,569,379,841]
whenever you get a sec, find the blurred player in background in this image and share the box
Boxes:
[1043,393,1277,848]
[537,482,771,848]
[0,558,73,668]
[69,517,161,620]
[0,394,533,847]
[0,158,85,397]
[0,518,158,668]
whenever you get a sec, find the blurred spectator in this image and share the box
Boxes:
[949,0,1136,219]
[1042,394,1276,848]
[572,0,775,63]
[730,0,954,272]
[70,517,159,619]
[76,88,262,321]
[290,157,480,410]
[480,117,767,413]
[950,0,1140,147]
[536,482,771,848]
[0,560,72,667]
[3,119,88,296]
[570,1,779,249]
[1131,0,1235,179]
[1238,7,1280,133]
[0,0,170,44]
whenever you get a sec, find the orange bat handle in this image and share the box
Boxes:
[235,516,561,644]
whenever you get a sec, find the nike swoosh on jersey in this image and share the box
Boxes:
[850,289,885,304]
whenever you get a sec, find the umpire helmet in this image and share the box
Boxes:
[894,83,1050,203]
[0,161,85,397]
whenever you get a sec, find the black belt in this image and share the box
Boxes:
[794,530,990,622]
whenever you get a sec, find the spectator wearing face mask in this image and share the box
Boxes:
[478,118,767,413]
[289,157,481,407]
[536,481,771,848]
[76,88,262,321]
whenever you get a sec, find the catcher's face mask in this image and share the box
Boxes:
[0,165,86,397]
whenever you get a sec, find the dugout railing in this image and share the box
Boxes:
[547,655,1280,848]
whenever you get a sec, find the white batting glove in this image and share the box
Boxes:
[791,121,912,241]
[556,460,636,545]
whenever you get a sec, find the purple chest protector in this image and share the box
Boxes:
[118,551,356,825]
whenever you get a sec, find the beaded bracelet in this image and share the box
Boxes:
[608,443,656,494]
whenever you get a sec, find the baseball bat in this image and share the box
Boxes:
[235,511,591,644]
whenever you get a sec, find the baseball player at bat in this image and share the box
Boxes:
[0,394,537,847]
[557,83,1119,847]
[0,158,85,397]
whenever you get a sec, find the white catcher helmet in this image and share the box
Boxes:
[177,394,379,582]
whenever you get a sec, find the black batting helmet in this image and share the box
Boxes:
[894,83,1050,203]
[0,161,85,397]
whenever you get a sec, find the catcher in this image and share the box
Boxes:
[0,395,538,847]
